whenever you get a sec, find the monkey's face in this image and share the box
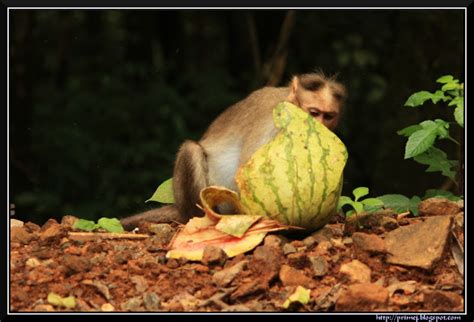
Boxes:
[291,86,342,131]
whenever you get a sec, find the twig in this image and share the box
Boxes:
[68,231,149,242]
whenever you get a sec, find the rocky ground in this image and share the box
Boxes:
[9,198,464,313]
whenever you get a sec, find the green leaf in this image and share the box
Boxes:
[47,293,76,309]
[282,286,311,309]
[337,196,354,211]
[377,194,411,213]
[352,201,365,214]
[409,196,421,216]
[397,125,422,137]
[362,198,384,213]
[346,209,356,217]
[404,126,437,159]
[441,82,459,91]
[352,187,369,201]
[73,219,98,232]
[97,217,124,233]
[413,147,458,180]
[404,91,433,107]
[423,189,462,201]
[432,119,449,139]
[454,105,464,128]
[146,178,175,204]
[436,75,454,83]
[430,90,450,104]
[448,96,463,108]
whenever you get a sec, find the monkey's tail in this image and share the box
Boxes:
[120,205,185,231]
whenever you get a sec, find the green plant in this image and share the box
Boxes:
[398,75,464,182]
[147,177,175,204]
[73,217,124,233]
[337,187,384,217]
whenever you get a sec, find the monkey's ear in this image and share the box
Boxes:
[286,76,299,104]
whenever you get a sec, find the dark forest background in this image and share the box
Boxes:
[9,9,465,224]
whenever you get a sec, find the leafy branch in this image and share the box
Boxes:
[398,75,464,182]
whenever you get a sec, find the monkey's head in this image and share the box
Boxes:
[286,72,347,131]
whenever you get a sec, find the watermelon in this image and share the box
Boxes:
[235,102,348,232]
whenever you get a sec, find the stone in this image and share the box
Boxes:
[387,280,417,297]
[10,219,24,228]
[384,215,453,269]
[264,235,285,249]
[11,226,34,244]
[61,215,78,229]
[62,255,92,275]
[313,240,333,256]
[101,303,115,311]
[121,296,144,311]
[423,290,463,312]
[39,222,67,244]
[33,304,55,312]
[282,243,297,255]
[352,232,386,254]
[24,222,41,233]
[279,264,315,288]
[212,260,248,287]
[251,245,283,281]
[26,257,42,268]
[143,292,160,311]
[202,245,228,266]
[302,236,318,248]
[231,279,268,300]
[148,224,175,243]
[336,283,388,311]
[309,255,329,276]
[380,216,399,231]
[287,253,310,269]
[339,260,371,284]
[131,275,148,293]
[419,198,463,217]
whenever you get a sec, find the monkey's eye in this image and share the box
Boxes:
[324,114,335,121]
[308,108,320,117]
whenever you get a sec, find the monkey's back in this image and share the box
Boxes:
[202,86,289,142]
[200,86,290,190]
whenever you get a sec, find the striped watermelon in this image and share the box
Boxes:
[235,102,348,232]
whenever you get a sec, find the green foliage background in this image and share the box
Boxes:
[9,10,464,224]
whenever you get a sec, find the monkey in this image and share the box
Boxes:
[120,72,347,230]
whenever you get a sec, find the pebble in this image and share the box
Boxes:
[101,303,115,311]
[264,235,286,249]
[279,264,315,288]
[309,255,329,277]
[251,245,283,280]
[148,224,175,244]
[212,260,248,287]
[11,226,34,244]
[336,283,388,311]
[121,296,143,311]
[143,292,160,311]
[10,218,24,228]
[339,260,371,284]
[419,197,463,217]
[423,290,463,311]
[62,255,92,275]
[352,232,386,254]
[39,222,67,244]
[201,245,228,266]
[282,243,297,255]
